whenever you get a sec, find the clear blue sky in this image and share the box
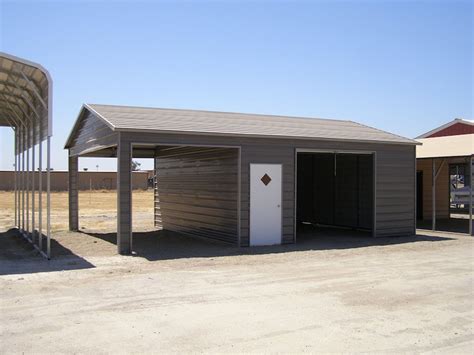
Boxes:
[0,0,472,171]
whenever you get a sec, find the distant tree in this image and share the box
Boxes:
[131,160,141,171]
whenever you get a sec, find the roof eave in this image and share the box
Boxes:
[115,127,420,146]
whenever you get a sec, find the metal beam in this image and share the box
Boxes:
[117,135,133,254]
[46,136,51,259]
[470,156,473,236]
[14,128,17,227]
[26,123,30,233]
[38,135,43,251]
[1,113,17,129]
[6,79,42,120]
[3,85,32,117]
[5,70,40,108]
[31,122,36,241]
[431,158,446,232]
[21,126,25,230]
[435,159,446,180]
[0,68,43,95]
[0,108,22,128]
[68,155,79,231]
[432,158,436,231]
[0,95,27,127]
[0,82,35,104]
[20,71,47,109]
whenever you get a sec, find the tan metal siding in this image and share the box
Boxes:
[117,136,132,254]
[375,147,416,236]
[121,132,415,242]
[416,159,450,220]
[68,156,79,231]
[154,147,239,244]
[67,110,117,156]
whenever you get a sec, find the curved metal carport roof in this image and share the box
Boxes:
[0,52,53,258]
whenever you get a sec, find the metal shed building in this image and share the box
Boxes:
[65,104,418,254]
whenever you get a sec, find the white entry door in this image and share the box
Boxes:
[250,164,282,246]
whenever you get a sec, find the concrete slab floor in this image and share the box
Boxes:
[417,217,471,234]
[0,228,473,353]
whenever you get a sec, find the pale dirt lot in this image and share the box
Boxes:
[0,191,473,353]
[0,190,155,233]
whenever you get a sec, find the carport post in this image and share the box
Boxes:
[21,126,25,230]
[432,158,436,231]
[14,130,17,226]
[26,125,30,233]
[470,155,473,236]
[31,123,35,241]
[68,154,79,231]
[117,136,132,254]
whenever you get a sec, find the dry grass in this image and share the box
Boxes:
[0,190,155,233]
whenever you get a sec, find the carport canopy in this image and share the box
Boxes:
[0,52,53,258]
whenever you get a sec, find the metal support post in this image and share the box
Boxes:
[14,130,17,227]
[46,136,51,259]
[432,158,436,231]
[470,156,473,236]
[38,131,43,250]
[26,125,30,234]
[21,127,25,230]
[32,124,36,241]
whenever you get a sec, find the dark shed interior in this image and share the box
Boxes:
[296,152,374,236]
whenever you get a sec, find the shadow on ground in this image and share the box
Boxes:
[82,227,456,262]
[417,218,470,234]
[1,226,457,274]
[0,229,95,275]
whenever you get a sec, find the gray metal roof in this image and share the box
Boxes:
[75,103,417,145]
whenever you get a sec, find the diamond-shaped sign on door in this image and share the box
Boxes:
[261,173,272,186]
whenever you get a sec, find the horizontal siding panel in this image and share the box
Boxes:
[119,132,415,243]
[375,146,416,236]
[377,229,413,237]
[155,147,239,245]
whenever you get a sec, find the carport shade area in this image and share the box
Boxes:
[64,104,419,254]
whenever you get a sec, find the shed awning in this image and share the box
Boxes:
[416,134,474,159]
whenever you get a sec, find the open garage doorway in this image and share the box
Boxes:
[296,151,375,241]
[132,144,241,253]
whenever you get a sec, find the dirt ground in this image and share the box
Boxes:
[0,189,155,233]
[0,191,473,353]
